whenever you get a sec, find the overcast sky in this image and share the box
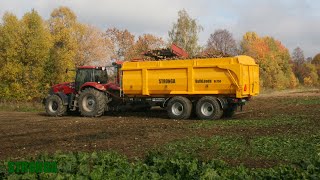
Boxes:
[0,0,319,57]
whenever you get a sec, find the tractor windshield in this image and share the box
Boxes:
[93,69,108,84]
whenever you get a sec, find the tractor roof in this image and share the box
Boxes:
[78,66,97,69]
[78,61,123,69]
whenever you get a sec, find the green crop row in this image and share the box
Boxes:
[1,150,320,180]
[161,134,320,162]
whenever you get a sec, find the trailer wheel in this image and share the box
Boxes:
[167,96,192,120]
[196,96,223,120]
[45,94,67,116]
[79,88,106,117]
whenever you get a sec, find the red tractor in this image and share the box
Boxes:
[44,63,127,117]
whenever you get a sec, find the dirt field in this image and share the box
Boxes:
[0,89,319,166]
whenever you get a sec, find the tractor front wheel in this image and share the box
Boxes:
[45,94,67,116]
[79,88,106,117]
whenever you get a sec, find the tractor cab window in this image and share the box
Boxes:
[93,69,108,84]
[75,69,93,91]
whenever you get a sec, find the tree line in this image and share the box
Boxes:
[0,7,319,101]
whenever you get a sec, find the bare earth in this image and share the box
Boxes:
[0,89,319,166]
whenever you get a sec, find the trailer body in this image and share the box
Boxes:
[121,55,259,98]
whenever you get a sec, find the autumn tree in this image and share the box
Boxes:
[0,10,51,100]
[289,48,319,86]
[301,63,319,86]
[168,9,203,57]
[136,34,165,52]
[292,47,306,83]
[312,53,320,65]
[105,28,134,60]
[75,24,113,66]
[126,34,165,59]
[20,10,52,99]
[292,47,305,64]
[311,53,320,80]
[206,29,237,56]
[0,12,24,100]
[47,6,78,84]
[240,32,295,89]
[0,7,119,101]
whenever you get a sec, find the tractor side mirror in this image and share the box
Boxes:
[65,68,76,73]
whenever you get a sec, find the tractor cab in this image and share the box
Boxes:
[75,67,109,92]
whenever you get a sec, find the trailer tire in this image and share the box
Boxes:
[196,96,223,120]
[167,96,192,120]
[79,88,106,117]
[45,94,67,116]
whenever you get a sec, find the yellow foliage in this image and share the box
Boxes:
[303,77,313,86]
[289,72,299,88]
[302,63,319,86]
[241,32,292,89]
[105,27,135,60]
[75,24,113,66]
[126,34,165,60]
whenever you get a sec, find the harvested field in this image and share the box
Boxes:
[0,89,319,168]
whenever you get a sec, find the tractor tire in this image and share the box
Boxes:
[167,96,192,120]
[79,88,106,117]
[196,96,223,120]
[45,94,67,116]
[223,104,237,118]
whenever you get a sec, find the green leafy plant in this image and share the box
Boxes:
[2,150,320,179]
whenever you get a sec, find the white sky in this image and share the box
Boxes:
[0,0,319,57]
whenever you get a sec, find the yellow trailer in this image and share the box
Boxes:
[120,55,259,120]
[122,55,259,98]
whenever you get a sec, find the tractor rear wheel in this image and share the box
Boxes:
[45,94,67,116]
[196,96,223,120]
[79,88,106,117]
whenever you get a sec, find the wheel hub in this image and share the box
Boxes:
[83,95,96,112]
[172,102,184,116]
[49,101,58,112]
[201,102,214,117]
